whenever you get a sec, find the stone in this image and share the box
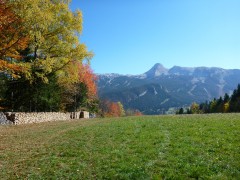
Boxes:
[0,112,13,125]
[0,111,90,125]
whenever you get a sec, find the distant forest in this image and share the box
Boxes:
[177,84,240,114]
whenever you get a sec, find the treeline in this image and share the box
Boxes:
[0,0,98,112]
[177,84,240,114]
[0,0,143,117]
[99,100,142,117]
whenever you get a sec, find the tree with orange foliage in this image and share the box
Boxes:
[102,101,120,117]
[0,0,29,78]
[0,0,96,112]
[107,102,121,117]
[125,109,143,116]
[78,63,98,99]
[74,63,98,113]
[58,61,98,112]
[99,100,126,117]
[134,110,143,116]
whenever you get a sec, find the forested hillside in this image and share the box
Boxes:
[98,63,240,114]
[178,84,240,114]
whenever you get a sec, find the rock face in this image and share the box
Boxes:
[144,63,169,77]
[0,111,90,125]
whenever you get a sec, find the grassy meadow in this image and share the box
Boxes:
[0,114,240,179]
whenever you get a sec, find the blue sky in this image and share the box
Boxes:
[71,0,240,75]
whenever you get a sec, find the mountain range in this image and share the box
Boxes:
[97,63,240,114]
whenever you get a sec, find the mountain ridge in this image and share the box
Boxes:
[98,63,239,78]
[97,63,240,114]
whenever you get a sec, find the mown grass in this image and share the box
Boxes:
[0,114,240,179]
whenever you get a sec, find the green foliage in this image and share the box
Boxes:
[190,102,201,114]
[176,107,184,114]
[177,84,240,114]
[3,0,92,81]
[0,0,98,112]
[2,75,61,112]
[1,114,240,179]
[64,82,98,113]
[0,77,7,110]
[118,101,126,116]
[210,98,217,113]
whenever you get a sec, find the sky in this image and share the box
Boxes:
[70,0,240,75]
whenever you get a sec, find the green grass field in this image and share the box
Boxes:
[0,114,240,179]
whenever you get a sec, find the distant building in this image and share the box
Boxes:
[80,111,89,119]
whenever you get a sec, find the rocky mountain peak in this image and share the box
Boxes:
[144,63,169,78]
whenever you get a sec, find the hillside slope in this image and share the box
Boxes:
[98,63,240,114]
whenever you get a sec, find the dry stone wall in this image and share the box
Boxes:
[0,111,89,125]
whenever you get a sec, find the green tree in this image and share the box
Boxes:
[223,102,230,113]
[1,0,97,112]
[210,98,217,113]
[179,108,184,114]
[3,75,61,112]
[0,76,7,110]
[199,101,210,113]
[216,96,224,113]
[229,84,240,112]
[118,102,126,116]
[190,102,201,114]
[223,93,230,103]
[176,108,184,114]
